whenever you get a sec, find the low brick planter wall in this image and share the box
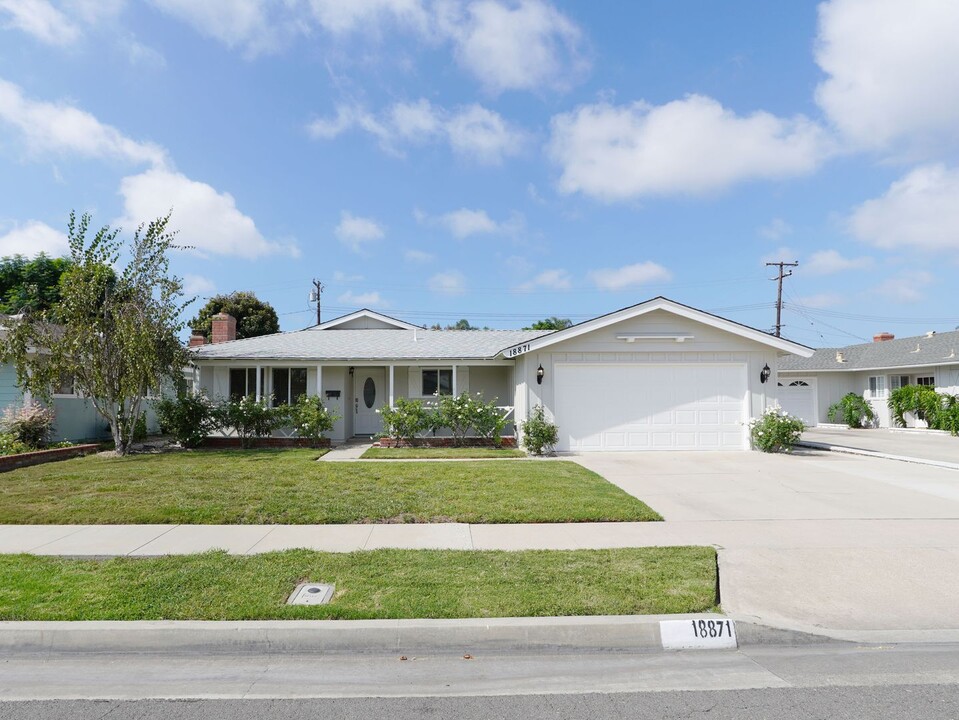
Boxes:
[201,437,332,449]
[0,444,100,473]
[374,437,517,448]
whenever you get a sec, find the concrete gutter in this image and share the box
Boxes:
[796,440,959,471]
[0,615,834,655]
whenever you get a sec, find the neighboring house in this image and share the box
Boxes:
[190,297,812,452]
[778,330,959,428]
[0,315,157,443]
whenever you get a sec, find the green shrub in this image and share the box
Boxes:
[0,403,56,448]
[378,397,434,444]
[749,407,805,453]
[470,395,509,445]
[889,385,944,428]
[827,393,876,429]
[522,404,559,455]
[938,395,959,436]
[0,432,31,456]
[155,393,220,448]
[217,396,287,449]
[436,392,477,445]
[289,394,339,447]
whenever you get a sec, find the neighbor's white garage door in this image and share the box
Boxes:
[553,363,747,451]
[776,379,817,426]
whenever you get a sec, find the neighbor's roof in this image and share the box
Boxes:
[192,328,551,361]
[780,330,959,372]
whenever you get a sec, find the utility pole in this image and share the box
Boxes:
[310,279,324,326]
[765,261,798,337]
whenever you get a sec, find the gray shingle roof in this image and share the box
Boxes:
[192,328,552,361]
[779,330,959,372]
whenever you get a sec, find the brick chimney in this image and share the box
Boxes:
[873,332,895,343]
[188,333,207,348]
[211,313,237,344]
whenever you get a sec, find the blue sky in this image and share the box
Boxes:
[1,0,957,346]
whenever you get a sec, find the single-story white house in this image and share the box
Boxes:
[190,297,813,452]
[778,330,959,428]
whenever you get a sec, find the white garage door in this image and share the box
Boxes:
[553,363,747,452]
[776,379,817,426]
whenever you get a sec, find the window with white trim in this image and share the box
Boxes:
[889,375,910,391]
[53,373,76,396]
[272,367,308,406]
[916,376,936,386]
[868,375,886,399]
[422,368,453,396]
[229,368,264,401]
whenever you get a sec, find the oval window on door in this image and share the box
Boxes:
[363,377,376,408]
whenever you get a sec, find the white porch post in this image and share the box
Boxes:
[316,364,323,398]
[192,365,199,396]
[388,364,395,408]
[452,364,458,396]
[255,364,262,401]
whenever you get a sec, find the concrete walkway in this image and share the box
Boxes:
[317,440,372,461]
[800,427,959,468]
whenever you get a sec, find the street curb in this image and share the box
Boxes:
[0,615,833,655]
[796,441,959,471]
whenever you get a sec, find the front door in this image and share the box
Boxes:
[354,368,385,435]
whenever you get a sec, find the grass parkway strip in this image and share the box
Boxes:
[360,447,527,459]
[0,547,716,621]
[0,450,661,525]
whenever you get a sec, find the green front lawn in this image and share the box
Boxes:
[362,447,526,459]
[0,450,660,524]
[0,547,716,620]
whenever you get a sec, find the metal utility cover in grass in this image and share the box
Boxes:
[287,583,334,605]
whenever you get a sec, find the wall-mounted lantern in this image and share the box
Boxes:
[759,363,771,384]
[536,364,545,385]
[348,366,355,376]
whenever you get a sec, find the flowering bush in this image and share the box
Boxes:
[155,393,220,448]
[0,403,56,448]
[378,397,435,444]
[0,432,31,456]
[436,392,477,445]
[749,407,805,453]
[522,404,559,455]
[217,395,287,448]
[289,394,339,447]
[470,395,509,444]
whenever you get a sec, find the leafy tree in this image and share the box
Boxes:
[428,319,490,330]
[0,254,73,315]
[190,291,279,340]
[524,316,572,331]
[1,211,192,455]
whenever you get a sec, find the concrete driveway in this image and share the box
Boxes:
[802,427,959,465]
[572,450,959,641]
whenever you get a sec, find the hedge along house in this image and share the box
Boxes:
[778,329,959,428]
[189,298,813,451]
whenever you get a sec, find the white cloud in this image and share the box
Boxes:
[120,35,167,68]
[0,219,69,257]
[337,289,387,307]
[876,270,934,304]
[0,78,168,167]
[815,0,959,155]
[332,270,364,283]
[334,211,385,253]
[308,99,524,164]
[805,249,873,275]
[548,95,830,201]
[438,0,588,94]
[516,268,571,292]
[147,0,283,54]
[587,261,672,291]
[758,218,792,241]
[308,0,429,35]
[0,0,80,45]
[794,292,844,309]
[183,273,216,297]
[117,168,296,260]
[404,248,434,263]
[848,164,959,252]
[429,270,466,295]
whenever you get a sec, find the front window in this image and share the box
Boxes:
[53,373,75,396]
[229,368,263,401]
[272,367,308,406]
[422,368,453,396]
[868,376,886,399]
[889,375,910,391]
[916,376,936,386]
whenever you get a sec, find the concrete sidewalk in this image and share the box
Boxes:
[800,427,959,469]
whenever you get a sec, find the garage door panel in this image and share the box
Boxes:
[554,363,746,452]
